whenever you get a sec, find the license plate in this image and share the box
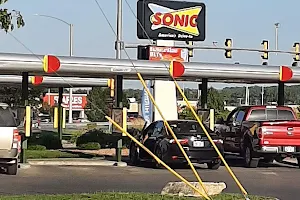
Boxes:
[193,141,204,147]
[284,146,295,152]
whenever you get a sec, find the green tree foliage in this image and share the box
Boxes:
[0,86,45,106]
[0,0,25,32]
[207,87,224,112]
[85,87,129,122]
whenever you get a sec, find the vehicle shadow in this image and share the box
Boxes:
[222,156,298,169]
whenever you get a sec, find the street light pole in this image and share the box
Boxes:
[68,24,74,124]
[34,14,74,123]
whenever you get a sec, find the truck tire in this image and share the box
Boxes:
[207,159,221,170]
[129,144,140,166]
[7,163,17,175]
[243,144,259,168]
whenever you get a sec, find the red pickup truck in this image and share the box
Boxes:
[215,105,300,168]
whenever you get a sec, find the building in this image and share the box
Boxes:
[43,93,88,119]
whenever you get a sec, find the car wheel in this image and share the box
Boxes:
[207,159,221,170]
[155,147,164,169]
[7,163,17,175]
[129,144,139,166]
[243,144,259,168]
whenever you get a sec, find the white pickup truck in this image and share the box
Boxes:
[0,103,21,175]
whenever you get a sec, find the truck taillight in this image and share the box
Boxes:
[212,139,223,144]
[258,127,263,139]
[12,129,21,153]
[169,139,189,145]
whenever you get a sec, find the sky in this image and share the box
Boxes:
[0,0,299,90]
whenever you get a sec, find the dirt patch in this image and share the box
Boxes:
[67,148,129,157]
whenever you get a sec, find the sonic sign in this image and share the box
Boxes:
[137,0,206,41]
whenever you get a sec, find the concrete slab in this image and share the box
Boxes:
[27,158,127,167]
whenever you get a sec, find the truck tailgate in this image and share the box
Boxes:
[261,121,300,146]
[0,127,14,150]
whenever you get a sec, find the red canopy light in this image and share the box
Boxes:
[43,55,61,73]
[279,66,293,82]
[31,76,43,86]
[169,61,185,78]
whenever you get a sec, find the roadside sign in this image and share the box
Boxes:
[149,46,188,62]
[137,0,206,41]
[112,108,123,134]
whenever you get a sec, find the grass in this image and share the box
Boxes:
[26,150,80,159]
[25,150,98,159]
[0,192,276,200]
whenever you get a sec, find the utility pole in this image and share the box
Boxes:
[115,0,123,163]
[68,24,74,124]
[275,22,284,106]
[261,85,264,105]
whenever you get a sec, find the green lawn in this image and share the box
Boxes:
[0,192,276,200]
[26,150,97,159]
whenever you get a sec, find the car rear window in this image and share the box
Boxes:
[0,107,17,127]
[247,108,295,121]
[168,121,213,135]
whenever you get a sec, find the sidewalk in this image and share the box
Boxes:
[27,157,127,167]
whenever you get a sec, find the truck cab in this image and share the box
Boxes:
[215,105,300,168]
[0,103,21,175]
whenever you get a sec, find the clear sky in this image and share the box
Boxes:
[0,0,298,90]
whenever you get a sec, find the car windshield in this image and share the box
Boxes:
[247,108,295,121]
[168,121,212,135]
[0,107,17,127]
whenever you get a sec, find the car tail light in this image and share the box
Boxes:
[12,129,21,153]
[212,139,223,144]
[169,139,189,145]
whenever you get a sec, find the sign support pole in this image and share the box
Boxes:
[20,72,29,164]
[115,0,123,163]
[58,87,63,141]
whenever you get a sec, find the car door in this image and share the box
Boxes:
[223,108,239,152]
[139,122,156,159]
[231,109,246,152]
[144,121,165,158]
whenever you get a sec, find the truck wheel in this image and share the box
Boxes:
[243,145,259,168]
[7,163,17,175]
[207,159,221,170]
[129,144,140,166]
[297,157,300,168]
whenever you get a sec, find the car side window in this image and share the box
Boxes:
[227,109,239,123]
[153,121,164,137]
[235,110,246,123]
[143,122,155,137]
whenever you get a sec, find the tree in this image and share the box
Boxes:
[0,0,25,32]
[86,87,130,122]
[207,87,224,112]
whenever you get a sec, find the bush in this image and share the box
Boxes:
[28,145,47,151]
[78,142,101,150]
[76,128,142,149]
[28,131,62,150]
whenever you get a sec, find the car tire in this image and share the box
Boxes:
[243,144,259,168]
[7,163,18,175]
[155,147,164,169]
[207,159,221,170]
[129,144,140,166]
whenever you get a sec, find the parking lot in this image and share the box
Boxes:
[0,158,297,200]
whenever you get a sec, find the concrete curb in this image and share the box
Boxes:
[27,158,127,167]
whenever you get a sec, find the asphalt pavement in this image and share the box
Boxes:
[0,159,299,200]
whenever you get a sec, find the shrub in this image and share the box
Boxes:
[76,128,141,149]
[28,145,47,151]
[28,131,62,150]
[79,142,101,150]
